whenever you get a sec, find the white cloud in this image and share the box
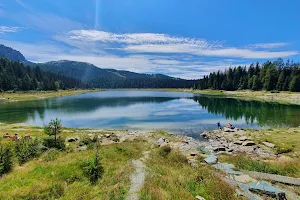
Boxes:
[66,29,298,59]
[124,44,298,59]
[0,26,21,34]
[67,30,218,47]
[246,42,288,49]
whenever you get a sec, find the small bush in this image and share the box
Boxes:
[43,137,65,150]
[44,149,60,162]
[15,138,41,165]
[79,135,92,146]
[158,146,171,157]
[0,145,13,175]
[83,151,104,185]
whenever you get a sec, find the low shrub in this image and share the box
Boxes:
[158,146,171,157]
[82,151,104,185]
[15,138,41,165]
[79,135,92,146]
[43,137,65,150]
[0,145,13,175]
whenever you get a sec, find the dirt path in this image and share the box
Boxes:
[126,151,150,200]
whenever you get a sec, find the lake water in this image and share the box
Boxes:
[1,90,300,138]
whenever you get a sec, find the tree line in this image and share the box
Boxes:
[194,58,300,92]
[0,58,86,91]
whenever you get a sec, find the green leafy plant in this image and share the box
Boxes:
[15,138,41,165]
[83,150,104,185]
[0,145,13,175]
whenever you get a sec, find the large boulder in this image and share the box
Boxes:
[66,137,77,142]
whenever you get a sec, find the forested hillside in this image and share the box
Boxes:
[0,58,85,91]
[39,60,196,88]
[195,59,300,92]
[0,45,197,89]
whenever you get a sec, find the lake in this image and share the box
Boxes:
[1,90,300,138]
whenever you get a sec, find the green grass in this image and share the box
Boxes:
[0,139,150,200]
[220,155,300,178]
[140,148,238,200]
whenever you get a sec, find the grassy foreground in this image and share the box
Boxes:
[0,124,237,200]
[0,89,100,101]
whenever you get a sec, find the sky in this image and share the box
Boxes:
[0,0,300,79]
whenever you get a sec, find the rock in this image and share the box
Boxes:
[233,141,243,145]
[190,152,197,156]
[204,155,218,164]
[212,163,243,175]
[156,138,165,146]
[67,137,76,142]
[239,136,248,141]
[234,174,256,183]
[227,148,234,152]
[101,138,115,146]
[235,189,244,197]
[223,128,235,132]
[262,142,275,148]
[104,134,111,138]
[76,145,87,151]
[213,146,226,152]
[195,195,206,200]
[159,142,169,148]
[242,141,256,146]
[200,132,208,138]
[248,181,286,199]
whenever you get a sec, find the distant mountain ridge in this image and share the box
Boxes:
[0,44,196,88]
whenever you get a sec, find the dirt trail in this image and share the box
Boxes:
[126,151,150,200]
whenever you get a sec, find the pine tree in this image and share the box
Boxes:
[289,76,300,92]
[276,71,285,91]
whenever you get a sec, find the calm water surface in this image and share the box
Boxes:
[1,90,300,138]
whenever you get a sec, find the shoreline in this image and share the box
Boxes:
[1,88,300,105]
[0,89,101,102]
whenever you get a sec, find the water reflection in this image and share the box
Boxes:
[0,91,300,137]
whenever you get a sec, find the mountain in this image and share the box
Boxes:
[0,44,196,88]
[0,44,33,65]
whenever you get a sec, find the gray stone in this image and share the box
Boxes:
[195,195,206,200]
[234,140,243,145]
[212,163,243,175]
[248,181,286,199]
[67,137,76,142]
[204,155,218,164]
[242,141,256,146]
[213,146,226,152]
[262,142,275,148]
[76,145,87,151]
[156,138,165,146]
[234,174,255,183]
[239,136,248,141]
[227,148,234,152]
[104,134,110,138]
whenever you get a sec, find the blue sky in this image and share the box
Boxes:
[0,0,300,79]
